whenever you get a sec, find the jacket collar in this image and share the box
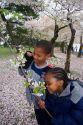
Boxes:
[59,82,71,97]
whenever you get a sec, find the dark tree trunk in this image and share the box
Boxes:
[78,33,82,57]
[15,46,20,53]
[51,20,68,46]
[6,21,20,53]
[65,18,76,73]
[28,29,33,50]
[51,20,59,45]
[6,22,14,39]
[60,42,65,53]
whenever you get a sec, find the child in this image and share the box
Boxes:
[39,67,83,125]
[18,40,53,125]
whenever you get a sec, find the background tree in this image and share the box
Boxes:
[0,0,42,52]
[43,0,83,72]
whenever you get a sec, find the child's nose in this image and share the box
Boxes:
[34,55,38,60]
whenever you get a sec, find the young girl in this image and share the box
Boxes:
[39,67,83,125]
[18,40,53,125]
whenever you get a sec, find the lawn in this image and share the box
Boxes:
[0,46,16,58]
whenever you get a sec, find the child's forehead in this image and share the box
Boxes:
[45,73,56,80]
[45,76,57,85]
[45,72,55,77]
[34,46,44,50]
[34,47,47,54]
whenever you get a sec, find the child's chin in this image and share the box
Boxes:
[48,90,54,94]
[48,89,57,94]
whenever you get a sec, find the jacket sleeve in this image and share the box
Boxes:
[18,66,26,76]
[70,97,83,125]
[51,114,77,125]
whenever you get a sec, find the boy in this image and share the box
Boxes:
[18,40,53,125]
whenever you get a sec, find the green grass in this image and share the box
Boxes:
[0,46,16,58]
[0,46,33,58]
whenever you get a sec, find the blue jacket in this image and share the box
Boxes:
[18,59,51,108]
[45,80,83,125]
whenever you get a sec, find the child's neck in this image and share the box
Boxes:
[52,87,64,95]
[35,62,47,68]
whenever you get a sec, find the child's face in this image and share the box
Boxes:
[45,73,64,94]
[33,47,50,66]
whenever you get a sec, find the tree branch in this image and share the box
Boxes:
[59,24,68,30]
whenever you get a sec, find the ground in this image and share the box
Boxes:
[55,53,83,80]
[0,58,37,125]
[0,52,83,125]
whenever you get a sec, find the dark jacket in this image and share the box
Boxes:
[45,80,83,125]
[23,51,33,69]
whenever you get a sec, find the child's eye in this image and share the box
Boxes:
[33,52,41,58]
[45,81,51,86]
[38,55,41,58]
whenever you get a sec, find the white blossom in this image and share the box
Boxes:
[5,13,13,20]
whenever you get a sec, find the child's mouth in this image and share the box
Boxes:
[34,60,39,64]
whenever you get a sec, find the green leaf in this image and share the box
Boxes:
[33,87,40,94]
[41,88,46,94]
[3,3,38,18]
[27,70,32,78]
[23,80,29,88]
[33,86,46,94]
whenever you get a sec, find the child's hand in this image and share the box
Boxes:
[26,51,33,57]
[38,100,45,109]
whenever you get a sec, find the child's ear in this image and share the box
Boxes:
[59,80,64,87]
[46,54,51,59]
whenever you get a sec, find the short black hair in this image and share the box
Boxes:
[35,40,53,55]
[46,67,68,88]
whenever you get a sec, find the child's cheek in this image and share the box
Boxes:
[54,84,58,91]
[50,85,56,92]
